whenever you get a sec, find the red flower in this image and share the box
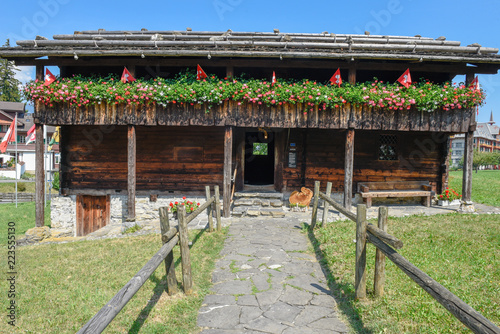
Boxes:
[175,201,178,205]
[182,196,186,200]
[169,202,174,207]
[190,207,194,211]
[197,203,200,206]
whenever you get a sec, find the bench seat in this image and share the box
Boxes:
[357,181,433,208]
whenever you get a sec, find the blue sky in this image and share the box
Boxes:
[1,0,500,123]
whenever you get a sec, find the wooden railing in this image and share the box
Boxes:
[311,181,500,334]
[77,185,222,334]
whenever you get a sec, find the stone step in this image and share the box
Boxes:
[232,206,286,218]
[233,198,283,207]
[233,192,283,200]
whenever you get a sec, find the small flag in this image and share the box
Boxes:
[197,64,207,80]
[271,71,277,86]
[470,76,480,91]
[397,68,412,88]
[48,126,60,152]
[44,69,56,86]
[26,124,36,145]
[0,116,16,153]
[330,68,342,87]
[121,67,136,83]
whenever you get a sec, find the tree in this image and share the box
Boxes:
[0,39,21,102]
[459,150,500,171]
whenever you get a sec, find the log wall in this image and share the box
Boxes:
[61,125,224,192]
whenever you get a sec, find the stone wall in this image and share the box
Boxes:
[50,195,76,235]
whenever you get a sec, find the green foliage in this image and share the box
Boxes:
[23,69,484,113]
[17,182,26,192]
[459,150,500,170]
[124,224,142,234]
[21,171,35,180]
[52,171,60,191]
[169,197,200,214]
[0,39,21,102]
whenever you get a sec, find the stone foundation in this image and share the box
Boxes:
[50,194,210,235]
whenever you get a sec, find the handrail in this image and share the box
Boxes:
[77,235,179,334]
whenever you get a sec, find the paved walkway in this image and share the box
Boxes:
[197,216,349,334]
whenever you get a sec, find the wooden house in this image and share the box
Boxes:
[1,29,500,235]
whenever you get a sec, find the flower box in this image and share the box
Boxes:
[438,199,461,206]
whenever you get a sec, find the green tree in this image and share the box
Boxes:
[0,39,21,102]
[459,150,500,172]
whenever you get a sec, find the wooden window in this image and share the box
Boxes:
[378,135,398,161]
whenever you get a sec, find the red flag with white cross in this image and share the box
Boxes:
[271,71,277,86]
[121,67,136,83]
[397,68,412,88]
[197,65,208,80]
[330,68,342,87]
[44,69,56,86]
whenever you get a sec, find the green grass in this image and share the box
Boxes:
[0,227,227,333]
[312,213,500,333]
[0,181,58,193]
[0,202,51,238]
[448,170,500,207]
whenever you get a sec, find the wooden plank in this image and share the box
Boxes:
[374,206,388,297]
[310,181,320,229]
[127,125,136,220]
[367,233,500,334]
[214,185,222,231]
[159,206,178,295]
[321,181,332,227]
[178,209,193,295]
[35,123,45,227]
[77,234,179,334]
[223,126,233,218]
[344,129,355,210]
[462,131,474,202]
[206,186,214,232]
[355,204,367,300]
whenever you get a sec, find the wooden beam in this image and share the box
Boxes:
[344,129,355,210]
[35,123,45,227]
[159,207,178,295]
[439,136,451,194]
[127,125,136,220]
[35,64,44,228]
[223,126,233,218]
[348,66,356,84]
[374,206,388,297]
[355,204,367,300]
[226,65,234,78]
[463,130,474,202]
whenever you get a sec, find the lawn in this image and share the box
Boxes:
[0,228,227,333]
[312,213,500,333]
[448,170,500,207]
[0,181,58,194]
[0,201,51,238]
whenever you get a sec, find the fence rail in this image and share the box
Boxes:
[311,180,500,334]
[0,192,35,203]
[77,185,222,334]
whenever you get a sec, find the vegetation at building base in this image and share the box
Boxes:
[0,222,227,334]
[24,69,484,113]
[449,169,500,207]
[312,213,499,334]
[0,39,21,102]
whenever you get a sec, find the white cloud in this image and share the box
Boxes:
[15,65,35,85]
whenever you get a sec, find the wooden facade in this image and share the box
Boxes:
[3,29,500,227]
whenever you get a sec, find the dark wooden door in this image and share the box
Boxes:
[76,195,110,236]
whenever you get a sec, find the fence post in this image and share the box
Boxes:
[374,206,388,297]
[178,209,193,295]
[205,186,214,232]
[355,204,367,300]
[321,182,332,227]
[214,185,222,231]
[310,181,320,229]
[159,207,178,295]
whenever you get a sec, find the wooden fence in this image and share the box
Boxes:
[77,185,222,334]
[311,181,500,334]
[0,192,35,203]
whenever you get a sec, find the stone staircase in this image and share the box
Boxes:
[232,191,286,218]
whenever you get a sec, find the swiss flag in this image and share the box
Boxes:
[0,116,16,153]
[44,69,56,86]
[470,76,480,91]
[397,68,412,88]
[330,68,342,87]
[197,64,207,80]
[26,124,36,145]
[271,71,277,86]
[121,67,136,83]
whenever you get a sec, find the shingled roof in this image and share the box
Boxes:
[2,29,500,66]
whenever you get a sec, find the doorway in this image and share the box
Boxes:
[244,131,274,185]
[76,195,110,236]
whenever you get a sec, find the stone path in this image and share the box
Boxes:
[197,216,349,334]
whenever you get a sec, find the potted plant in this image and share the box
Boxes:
[437,187,462,206]
[169,197,200,219]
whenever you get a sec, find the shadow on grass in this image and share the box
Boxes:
[305,223,373,334]
[128,227,207,333]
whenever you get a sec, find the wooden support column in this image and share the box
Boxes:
[127,125,136,220]
[355,204,367,300]
[348,65,356,85]
[35,65,44,227]
[462,73,475,203]
[344,129,355,210]
[226,65,234,79]
[223,126,233,218]
[439,137,451,194]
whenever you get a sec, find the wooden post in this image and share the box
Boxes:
[344,129,355,210]
[214,185,222,231]
[310,181,320,229]
[127,125,136,220]
[223,126,233,218]
[355,204,367,300]
[159,207,178,295]
[439,137,451,195]
[348,66,356,85]
[226,65,234,79]
[177,209,193,295]
[35,123,45,227]
[374,206,388,297]
[205,186,214,232]
[463,73,475,203]
[321,181,332,227]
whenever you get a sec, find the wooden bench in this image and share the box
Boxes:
[357,181,433,208]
